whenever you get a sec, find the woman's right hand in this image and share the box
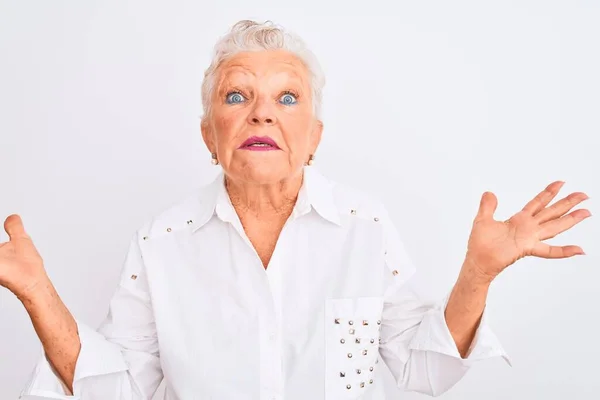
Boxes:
[2,215,81,392]
[0,214,49,300]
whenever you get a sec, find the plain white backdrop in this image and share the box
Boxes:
[1,0,599,399]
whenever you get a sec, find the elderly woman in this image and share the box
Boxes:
[4,20,589,400]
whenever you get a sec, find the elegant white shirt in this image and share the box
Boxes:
[20,167,509,400]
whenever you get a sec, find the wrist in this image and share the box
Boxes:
[17,275,56,309]
[459,257,496,288]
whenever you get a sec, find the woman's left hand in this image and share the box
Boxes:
[464,181,591,283]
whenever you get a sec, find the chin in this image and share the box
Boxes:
[244,167,289,184]
[233,161,299,185]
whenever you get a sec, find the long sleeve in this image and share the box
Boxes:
[20,232,163,400]
[377,210,510,397]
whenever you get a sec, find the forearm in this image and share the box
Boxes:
[444,259,492,358]
[19,277,81,393]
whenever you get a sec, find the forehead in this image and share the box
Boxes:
[217,50,309,84]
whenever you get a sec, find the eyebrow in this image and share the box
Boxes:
[217,73,306,97]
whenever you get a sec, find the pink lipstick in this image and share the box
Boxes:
[238,136,281,151]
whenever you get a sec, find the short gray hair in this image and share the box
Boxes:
[201,20,325,121]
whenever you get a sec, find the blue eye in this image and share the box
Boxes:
[226,92,246,104]
[279,93,298,105]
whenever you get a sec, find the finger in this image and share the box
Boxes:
[538,209,592,240]
[4,214,29,241]
[522,181,565,215]
[536,192,589,224]
[475,192,498,221]
[532,242,585,259]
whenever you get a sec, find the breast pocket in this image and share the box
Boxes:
[324,296,384,399]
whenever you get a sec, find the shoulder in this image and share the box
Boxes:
[324,175,416,280]
[136,182,215,241]
[328,176,390,223]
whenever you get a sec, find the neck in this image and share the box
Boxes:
[225,171,303,217]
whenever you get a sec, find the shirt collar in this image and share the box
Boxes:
[190,167,341,232]
[296,166,341,225]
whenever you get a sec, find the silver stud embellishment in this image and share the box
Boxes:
[347,353,353,358]
[370,338,375,344]
[360,382,365,388]
[355,338,361,344]
[186,220,193,224]
[369,366,374,372]
[334,318,340,324]
[346,384,351,389]
[362,350,368,356]
[349,328,355,334]
[340,372,345,377]
[374,217,379,222]
[392,269,399,276]
[166,228,172,232]
[369,379,374,384]
[362,320,368,326]
[350,209,357,215]
[340,339,345,344]
[377,320,381,325]
[130,274,137,280]
[142,236,148,240]
[356,369,361,374]
[348,320,354,326]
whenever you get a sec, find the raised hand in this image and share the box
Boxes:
[0,214,48,299]
[465,181,591,282]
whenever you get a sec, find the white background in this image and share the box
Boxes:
[1,0,599,399]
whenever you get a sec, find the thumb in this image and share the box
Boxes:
[475,192,498,221]
[4,214,29,241]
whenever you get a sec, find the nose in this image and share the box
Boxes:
[247,102,277,125]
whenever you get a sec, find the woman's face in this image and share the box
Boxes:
[201,50,322,185]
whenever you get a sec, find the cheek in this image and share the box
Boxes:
[280,112,315,149]
[213,111,245,146]
[215,114,232,133]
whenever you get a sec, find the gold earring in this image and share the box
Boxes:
[211,153,219,165]
[307,154,315,166]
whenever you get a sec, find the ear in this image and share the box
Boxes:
[200,117,215,153]
[309,119,323,153]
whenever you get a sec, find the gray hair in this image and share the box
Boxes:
[201,20,325,121]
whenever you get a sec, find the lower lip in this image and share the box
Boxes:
[239,144,280,151]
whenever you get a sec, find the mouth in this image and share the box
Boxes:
[238,136,281,151]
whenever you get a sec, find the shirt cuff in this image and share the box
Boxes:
[408,295,512,367]
[20,320,129,399]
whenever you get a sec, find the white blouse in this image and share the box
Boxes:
[20,167,509,400]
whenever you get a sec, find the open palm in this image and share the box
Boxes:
[466,181,590,280]
[0,215,46,297]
